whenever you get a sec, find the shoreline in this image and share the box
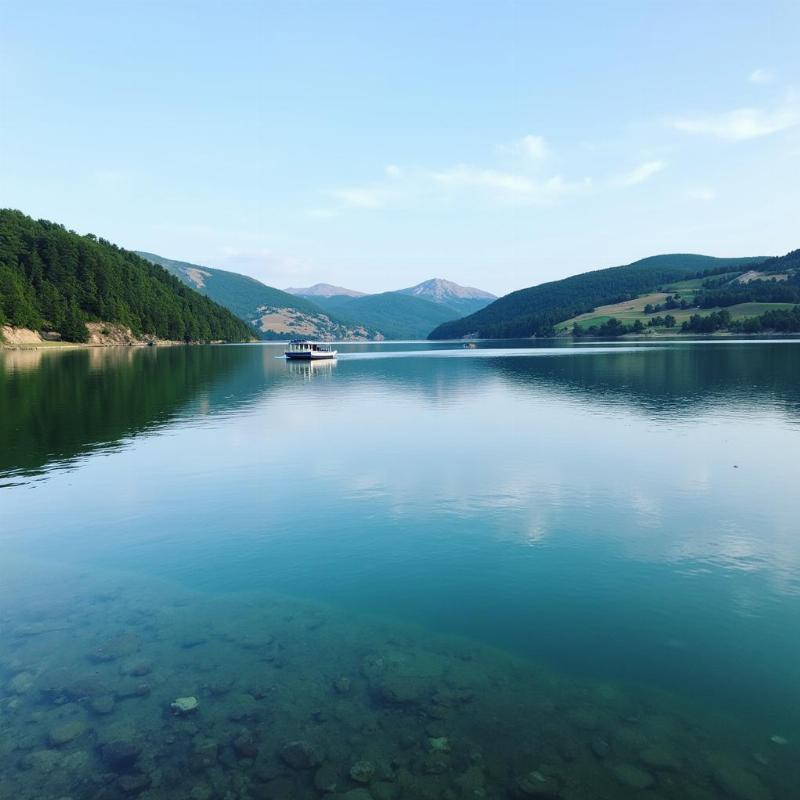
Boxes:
[0,323,234,351]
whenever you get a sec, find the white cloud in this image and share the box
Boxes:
[615,160,666,187]
[687,187,717,202]
[432,165,536,194]
[519,134,548,160]
[748,68,775,85]
[673,96,800,140]
[327,135,592,212]
[498,133,548,161]
[432,164,587,203]
[330,186,386,209]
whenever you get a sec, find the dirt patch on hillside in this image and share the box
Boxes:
[1,326,44,345]
[2,323,181,349]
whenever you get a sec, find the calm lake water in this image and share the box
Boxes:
[1,340,798,800]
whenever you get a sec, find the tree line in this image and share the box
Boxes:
[573,306,800,337]
[0,209,253,343]
[429,254,765,340]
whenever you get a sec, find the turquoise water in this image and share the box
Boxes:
[1,340,799,799]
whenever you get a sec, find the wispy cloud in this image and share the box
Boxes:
[331,186,387,209]
[673,95,800,140]
[498,133,549,161]
[687,187,717,202]
[615,160,666,187]
[324,135,598,213]
[432,165,535,194]
[432,165,588,204]
[748,68,775,85]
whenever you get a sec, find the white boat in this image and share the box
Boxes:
[284,339,337,360]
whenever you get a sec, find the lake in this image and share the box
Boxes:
[1,339,798,800]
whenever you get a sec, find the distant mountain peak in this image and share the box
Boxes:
[400,278,496,302]
[286,282,366,298]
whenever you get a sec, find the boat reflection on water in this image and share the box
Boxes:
[285,357,338,381]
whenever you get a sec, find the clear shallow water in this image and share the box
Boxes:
[1,340,799,799]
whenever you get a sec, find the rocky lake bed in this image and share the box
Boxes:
[0,559,796,800]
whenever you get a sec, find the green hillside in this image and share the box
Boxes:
[294,294,356,315]
[329,292,461,339]
[560,249,800,337]
[429,254,767,340]
[137,252,321,319]
[0,210,251,343]
[137,252,376,340]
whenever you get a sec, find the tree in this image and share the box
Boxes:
[60,302,89,342]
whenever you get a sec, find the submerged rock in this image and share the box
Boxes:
[120,659,152,677]
[170,696,199,715]
[89,633,141,663]
[90,695,116,715]
[428,736,450,752]
[712,763,772,800]
[279,740,322,769]
[117,772,151,795]
[115,682,151,700]
[48,720,87,747]
[517,769,561,797]
[333,676,352,694]
[6,670,35,694]
[613,762,655,790]
[233,731,258,759]
[17,749,62,773]
[639,744,679,770]
[350,760,376,783]
[314,762,340,793]
[100,740,141,772]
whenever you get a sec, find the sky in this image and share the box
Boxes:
[1,1,799,296]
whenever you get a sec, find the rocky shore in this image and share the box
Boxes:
[0,324,185,350]
[0,560,796,800]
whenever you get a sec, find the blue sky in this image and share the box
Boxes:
[2,1,799,295]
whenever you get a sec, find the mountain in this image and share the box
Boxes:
[324,291,462,339]
[286,277,496,337]
[399,278,496,316]
[137,253,372,340]
[286,282,366,298]
[429,254,768,340]
[0,210,251,343]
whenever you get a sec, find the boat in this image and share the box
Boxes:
[284,340,337,360]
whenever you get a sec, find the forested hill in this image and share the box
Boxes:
[137,252,323,320]
[137,252,374,341]
[315,291,460,339]
[428,254,766,340]
[0,210,252,343]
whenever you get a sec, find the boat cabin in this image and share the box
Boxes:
[284,340,337,360]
